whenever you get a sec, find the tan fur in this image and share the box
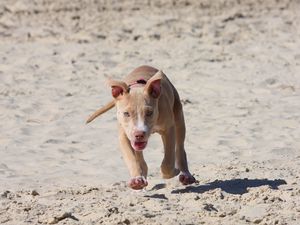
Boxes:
[87,65,195,189]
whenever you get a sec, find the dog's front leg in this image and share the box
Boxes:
[118,127,148,190]
[160,126,180,179]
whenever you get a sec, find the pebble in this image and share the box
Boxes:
[123,219,130,225]
[1,190,10,198]
[31,190,39,196]
[194,196,200,201]
[218,212,226,217]
[47,212,74,224]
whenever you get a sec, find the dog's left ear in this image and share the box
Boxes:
[144,70,164,98]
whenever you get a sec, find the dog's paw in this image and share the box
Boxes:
[179,172,196,185]
[128,176,148,190]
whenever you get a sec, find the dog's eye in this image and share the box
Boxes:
[123,112,130,117]
[146,111,153,117]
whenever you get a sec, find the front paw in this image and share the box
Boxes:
[128,176,148,190]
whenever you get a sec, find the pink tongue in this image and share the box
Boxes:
[134,142,147,150]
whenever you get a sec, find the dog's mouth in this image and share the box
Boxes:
[132,141,147,151]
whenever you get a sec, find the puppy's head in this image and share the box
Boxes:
[109,71,163,151]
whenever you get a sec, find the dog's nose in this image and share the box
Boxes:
[134,131,146,140]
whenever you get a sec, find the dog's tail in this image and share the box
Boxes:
[86,100,115,124]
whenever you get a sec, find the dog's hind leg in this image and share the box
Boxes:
[174,103,196,185]
[160,126,180,179]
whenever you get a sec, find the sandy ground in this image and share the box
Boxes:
[1,0,300,224]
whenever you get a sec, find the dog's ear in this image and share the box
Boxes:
[144,70,164,98]
[107,80,129,99]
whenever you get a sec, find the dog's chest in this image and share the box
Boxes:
[152,125,163,134]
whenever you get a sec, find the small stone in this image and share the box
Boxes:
[265,78,277,85]
[31,190,39,196]
[1,190,10,198]
[203,203,218,212]
[219,212,226,217]
[194,196,200,200]
[219,192,225,199]
[151,34,161,40]
[48,218,57,224]
[47,212,76,224]
[133,35,141,41]
[228,209,237,216]
[143,213,155,218]
[24,207,31,212]
[253,218,262,224]
[240,215,245,220]
[107,207,119,214]
[96,34,106,39]
[123,219,130,225]
[245,168,250,172]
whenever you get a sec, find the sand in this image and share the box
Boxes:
[0,0,300,224]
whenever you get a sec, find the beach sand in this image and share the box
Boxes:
[0,0,300,224]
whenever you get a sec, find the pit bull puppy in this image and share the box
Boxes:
[87,65,196,190]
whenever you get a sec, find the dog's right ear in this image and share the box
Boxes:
[144,70,164,99]
[107,80,129,99]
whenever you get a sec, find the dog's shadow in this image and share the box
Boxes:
[170,178,287,195]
